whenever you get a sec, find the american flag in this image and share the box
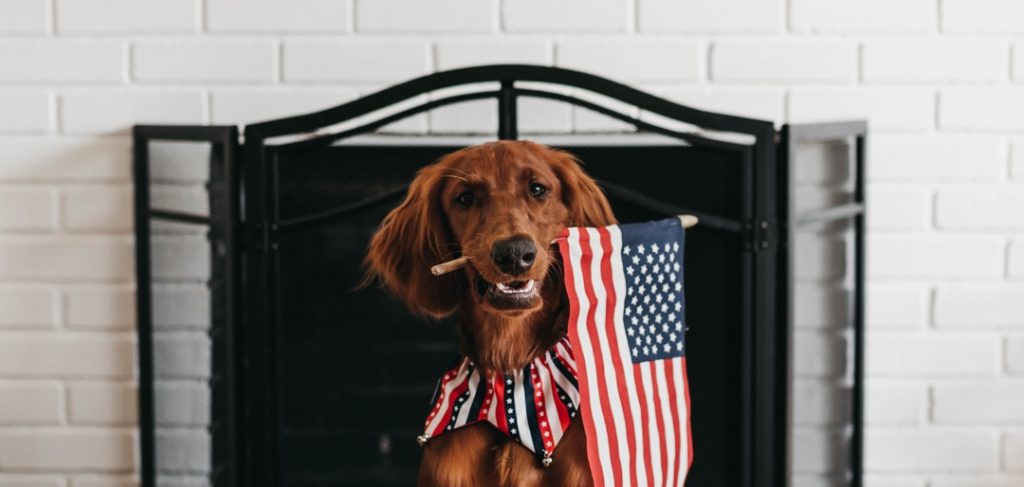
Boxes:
[556,217,693,487]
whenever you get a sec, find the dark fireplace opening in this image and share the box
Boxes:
[133,65,867,487]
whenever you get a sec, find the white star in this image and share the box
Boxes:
[623,245,631,255]
[632,347,638,356]
[637,244,646,254]
[632,255,640,265]
[673,242,680,252]
[626,266,635,276]
[640,265,648,274]
[627,326,635,336]
[511,428,517,434]
[674,302,682,312]
[664,344,671,352]
[646,254,654,264]
[652,243,660,253]
[658,254,666,263]
[510,417,516,424]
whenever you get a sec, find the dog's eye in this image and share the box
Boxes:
[529,182,548,198]
[456,191,475,206]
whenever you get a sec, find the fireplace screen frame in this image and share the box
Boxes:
[133,64,867,487]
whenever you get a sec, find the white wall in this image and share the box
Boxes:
[1,0,1023,486]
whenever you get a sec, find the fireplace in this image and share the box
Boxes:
[133,65,867,487]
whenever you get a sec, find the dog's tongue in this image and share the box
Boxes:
[495,280,535,294]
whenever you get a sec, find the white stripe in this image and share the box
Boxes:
[548,352,579,404]
[536,357,564,445]
[455,367,481,426]
[486,373,499,426]
[587,228,632,487]
[567,229,614,485]
[640,362,663,486]
[608,226,650,487]
[512,369,537,451]
[673,358,689,487]
[655,362,677,487]
[425,361,469,435]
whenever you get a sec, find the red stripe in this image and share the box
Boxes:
[683,358,694,469]
[494,375,509,435]
[558,231,606,486]
[665,358,683,485]
[648,362,669,485]
[432,373,471,437]
[631,364,656,485]
[596,227,639,487]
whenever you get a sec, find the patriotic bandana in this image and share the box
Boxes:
[419,337,581,465]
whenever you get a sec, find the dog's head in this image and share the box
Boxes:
[364,140,615,320]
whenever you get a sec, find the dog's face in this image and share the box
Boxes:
[364,140,616,320]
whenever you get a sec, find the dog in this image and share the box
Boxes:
[364,140,616,486]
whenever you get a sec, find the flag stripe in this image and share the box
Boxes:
[560,228,610,486]
[655,361,677,487]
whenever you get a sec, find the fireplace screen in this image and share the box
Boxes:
[134,65,867,487]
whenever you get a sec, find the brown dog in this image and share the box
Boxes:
[364,140,615,486]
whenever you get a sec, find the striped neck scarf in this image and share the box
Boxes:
[419,337,581,464]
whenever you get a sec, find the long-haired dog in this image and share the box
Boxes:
[364,140,615,486]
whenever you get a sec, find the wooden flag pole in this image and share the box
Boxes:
[429,215,699,277]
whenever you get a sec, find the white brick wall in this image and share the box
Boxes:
[0,0,1022,485]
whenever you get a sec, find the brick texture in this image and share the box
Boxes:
[790,0,936,33]
[862,39,1007,83]
[711,39,856,83]
[133,40,274,83]
[206,0,349,33]
[56,0,196,34]
[639,0,783,33]
[504,0,627,32]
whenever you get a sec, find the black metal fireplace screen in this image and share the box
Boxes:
[133,64,867,487]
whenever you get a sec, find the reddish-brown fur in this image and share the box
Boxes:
[364,140,615,486]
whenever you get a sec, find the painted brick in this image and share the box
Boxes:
[639,0,783,33]
[0,188,55,230]
[793,379,848,425]
[0,431,134,471]
[558,39,701,82]
[933,382,1024,422]
[0,382,62,424]
[0,41,123,83]
[436,40,549,71]
[153,285,210,329]
[0,93,50,133]
[865,429,997,471]
[518,96,572,134]
[0,335,134,378]
[867,285,927,330]
[68,382,136,425]
[656,87,783,123]
[1005,433,1024,471]
[65,286,134,330]
[868,187,928,231]
[790,0,936,33]
[792,427,844,473]
[932,479,1024,487]
[1007,339,1024,374]
[0,237,132,281]
[206,0,349,33]
[504,0,627,32]
[0,138,131,182]
[867,333,999,377]
[794,232,846,281]
[61,92,204,135]
[865,382,923,424]
[862,478,923,487]
[56,0,196,33]
[1011,241,1024,278]
[1015,42,1024,81]
[1014,141,1024,181]
[152,235,211,281]
[211,89,356,124]
[155,430,211,473]
[0,285,55,328]
[863,39,1007,83]
[154,333,211,379]
[794,331,846,378]
[0,478,61,487]
[154,381,210,425]
[934,285,1024,328]
[794,284,848,330]
[941,88,1024,131]
[788,88,934,131]
[868,135,1003,182]
[283,40,428,83]
[150,186,208,216]
[70,478,136,487]
[0,0,48,33]
[869,237,1003,279]
[148,141,210,183]
[936,189,1024,230]
[61,186,131,231]
[711,39,856,83]
[133,40,274,83]
[355,0,493,33]
[942,0,1024,33]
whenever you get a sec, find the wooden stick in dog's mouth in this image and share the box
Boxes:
[429,215,699,277]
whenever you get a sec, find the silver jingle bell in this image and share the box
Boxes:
[416,434,430,447]
[541,454,553,468]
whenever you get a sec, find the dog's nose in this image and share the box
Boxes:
[490,237,537,276]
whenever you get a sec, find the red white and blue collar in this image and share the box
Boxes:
[418,337,580,465]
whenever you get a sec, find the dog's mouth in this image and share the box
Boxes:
[474,275,542,311]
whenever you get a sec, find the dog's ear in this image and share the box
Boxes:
[550,151,617,227]
[362,163,460,319]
